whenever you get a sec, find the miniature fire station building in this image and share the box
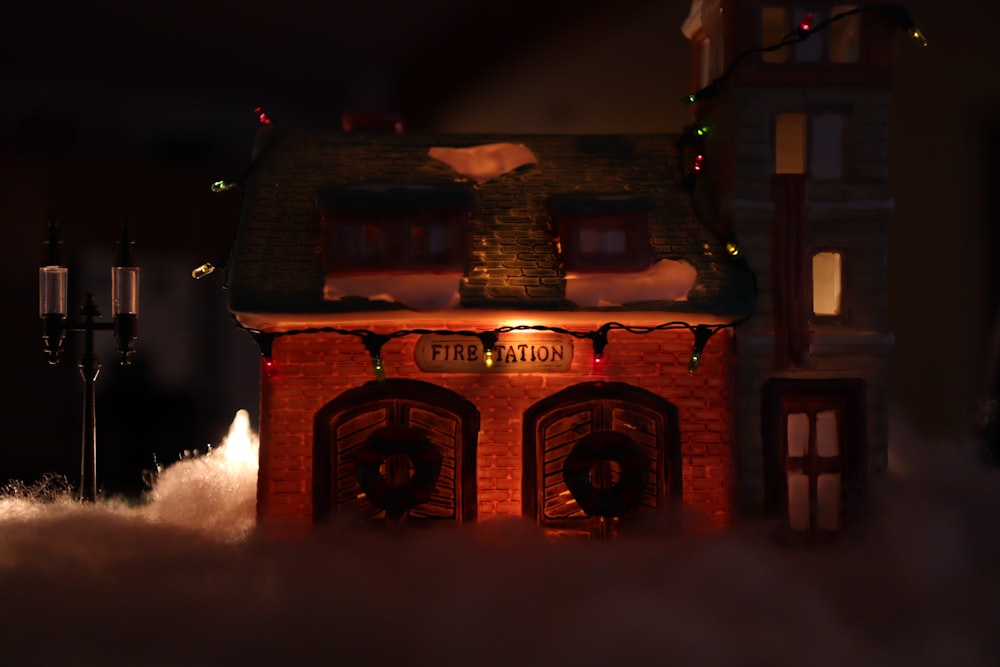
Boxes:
[226,1,902,538]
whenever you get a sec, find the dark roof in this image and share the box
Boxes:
[226,129,756,316]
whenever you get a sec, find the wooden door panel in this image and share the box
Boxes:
[523,382,679,530]
[540,403,597,519]
[408,405,459,520]
[334,406,390,510]
[544,488,586,518]
[543,410,595,444]
[336,406,389,440]
[332,398,463,521]
[612,406,662,508]
[315,380,479,524]
[408,405,458,439]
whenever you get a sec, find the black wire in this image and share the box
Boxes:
[240,316,747,361]
[686,4,919,104]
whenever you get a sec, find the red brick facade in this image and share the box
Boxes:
[257,318,735,533]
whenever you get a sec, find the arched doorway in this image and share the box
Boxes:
[313,379,479,524]
[522,382,681,535]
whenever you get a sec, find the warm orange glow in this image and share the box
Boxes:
[812,251,842,316]
[761,7,788,63]
[775,113,806,174]
[219,410,259,469]
[428,143,538,184]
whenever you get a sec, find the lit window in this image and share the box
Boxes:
[829,5,860,63]
[761,7,789,63]
[786,408,842,533]
[775,113,807,174]
[763,379,867,543]
[811,250,843,317]
[547,194,653,273]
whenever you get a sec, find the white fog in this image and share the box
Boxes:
[1,409,997,666]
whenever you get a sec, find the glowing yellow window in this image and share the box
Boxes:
[812,251,843,317]
[775,113,807,174]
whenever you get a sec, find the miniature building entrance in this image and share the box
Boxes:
[523,382,680,535]
[313,380,479,524]
[762,378,867,541]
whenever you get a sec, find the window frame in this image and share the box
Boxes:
[761,378,868,542]
[782,404,844,536]
[548,195,654,274]
[772,110,852,180]
[323,209,469,274]
[759,4,863,66]
[809,246,847,322]
[318,184,473,276]
[774,111,808,175]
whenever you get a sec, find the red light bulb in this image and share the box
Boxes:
[693,154,704,172]
[263,358,278,377]
[799,12,813,32]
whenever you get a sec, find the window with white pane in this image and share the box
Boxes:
[785,407,843,535]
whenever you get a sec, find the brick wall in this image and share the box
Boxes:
[257,317,735,533]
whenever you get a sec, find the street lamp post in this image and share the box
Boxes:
[39,219,139,503]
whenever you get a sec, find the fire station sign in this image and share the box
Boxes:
[415,333,574,373]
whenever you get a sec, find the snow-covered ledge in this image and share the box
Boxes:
[565,259,697,308]
[324,273,462,311]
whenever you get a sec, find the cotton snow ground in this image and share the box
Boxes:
[0,410,998,666]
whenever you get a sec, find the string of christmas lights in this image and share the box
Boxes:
[210,106,276,193]
[675,3,924,261]
[682,3,926,106]
[209,99,759,381]
[248,317,749,381]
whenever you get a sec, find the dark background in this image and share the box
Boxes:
[1,0,997,494]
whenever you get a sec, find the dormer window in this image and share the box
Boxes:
[547,194,653,273]
[761,5,861,64]
[318,184,473,274]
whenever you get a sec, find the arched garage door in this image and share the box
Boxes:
[313,379,479,524]
[523,382,680,535]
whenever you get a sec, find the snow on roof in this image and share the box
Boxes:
[428,143,538,184]
[565,259,697,308]
[227,131,756,319]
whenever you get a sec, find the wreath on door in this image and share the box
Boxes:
[562,431,649,518]
[355,426,443,520]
